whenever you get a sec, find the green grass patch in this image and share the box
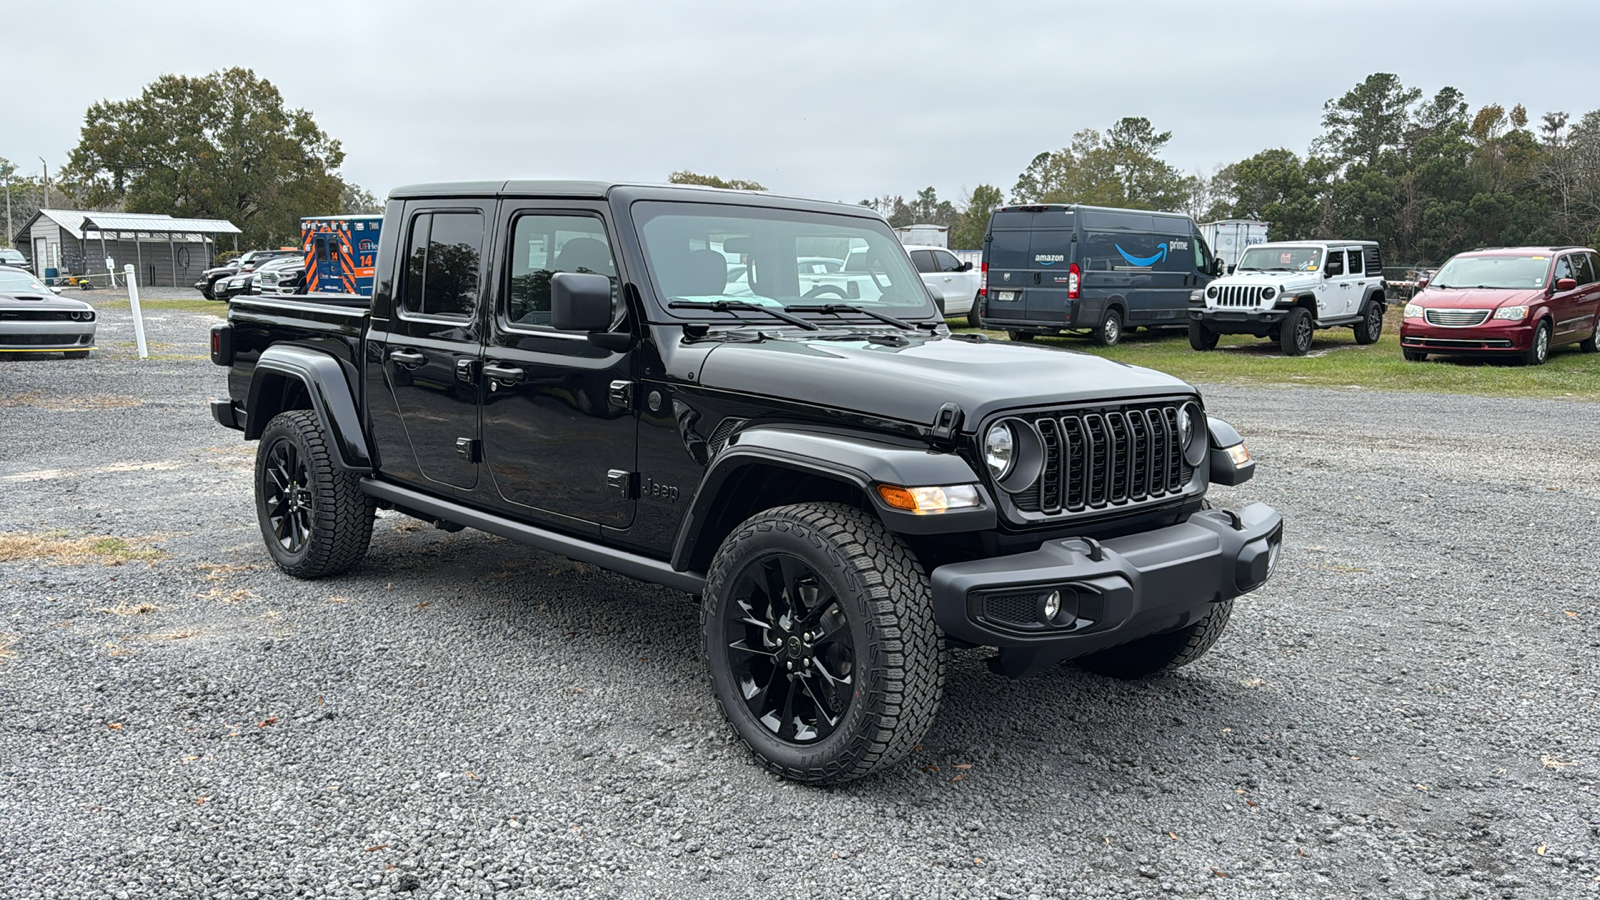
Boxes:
[951,310,1600,401]
[93,298,226,315]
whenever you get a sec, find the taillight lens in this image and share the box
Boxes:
[978,262,988,298]
[1068,263,1081,299]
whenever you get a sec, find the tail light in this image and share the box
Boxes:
[978,262,988,299]
[210,323,234,366]
[1068,263,1081,299]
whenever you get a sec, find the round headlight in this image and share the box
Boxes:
[1180,402,1207,467]
[984,423,1015,480]
[1261,285,1277,299]
[1206,285,1219,299]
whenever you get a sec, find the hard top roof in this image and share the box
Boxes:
[1246,239,1378,248]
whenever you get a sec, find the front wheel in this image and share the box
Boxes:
[1092,308,1123,347]
[254,410,375,578]
[1076,600,1234,679]
[1188,320,1219,351]
[1403,349,1427,362]
[702,503,944,784]
[1279,307,1314,356]
[1522,320,1551,366]
[1353,302,1384,345]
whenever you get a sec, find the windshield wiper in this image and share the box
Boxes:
[787,303,916,330]
[667,299,818,331]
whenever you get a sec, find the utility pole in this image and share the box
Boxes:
[39,158,49,210]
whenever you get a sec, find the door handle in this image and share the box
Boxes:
[389,348,425,366]
[483,363,525,386]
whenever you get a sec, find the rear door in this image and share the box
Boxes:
[370,203,491,492]
[1019,226,1076,323]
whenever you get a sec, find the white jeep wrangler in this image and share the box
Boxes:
[1188,240,1387,355]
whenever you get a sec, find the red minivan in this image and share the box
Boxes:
[1400,246,1600,365]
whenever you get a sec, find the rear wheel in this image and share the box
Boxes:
[1581,320,1598,353]
[1076,600,1234,679]
[1188,320,1219,351]
[1353,301,1384,345]
[1280,307,1314,356]
[254,410,375,578]
[1092,308,1123,347]
[966,310,983,330]
[1522,320,1551,366]
[702,503,944,784]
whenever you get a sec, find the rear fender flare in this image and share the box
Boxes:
[245,344,371,472]
[669,426,995,571]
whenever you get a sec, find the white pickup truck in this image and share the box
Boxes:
[1188,240,1387,356]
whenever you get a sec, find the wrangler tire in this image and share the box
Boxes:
[1076,600,1234,679]
[254,410,375,579]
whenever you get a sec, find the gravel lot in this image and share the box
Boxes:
[2,295,1597,899]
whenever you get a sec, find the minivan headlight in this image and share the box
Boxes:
[984,423,1015,480]
[1493,306,1528,320]
[1404,303,1423,319]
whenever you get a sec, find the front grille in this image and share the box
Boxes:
[1212,284,1270,307]
[1425,308,1490,327]
[2,333,84,345]
[1007,401,1194,517]
[0,309,80,321]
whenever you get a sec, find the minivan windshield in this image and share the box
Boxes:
[635,202,929,314]
[1237,246,1323,273]
[1431,255,1550,290]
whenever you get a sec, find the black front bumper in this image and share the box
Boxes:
[929,502,1282,675]
[1191,308,1288,335]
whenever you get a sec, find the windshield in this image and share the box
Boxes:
[1237,246,1323,273]
[635,202,930,315]
[1431,255,1550,290]
[0,271,52,293]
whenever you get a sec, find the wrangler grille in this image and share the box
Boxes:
[1009,401,1195,517]
[1425,308,1490,327]
[1212,284,1271,307]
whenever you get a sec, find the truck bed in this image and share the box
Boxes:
[225,295,370,406]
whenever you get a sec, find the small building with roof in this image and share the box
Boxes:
[12,210,242,286]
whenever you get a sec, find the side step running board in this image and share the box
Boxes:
[360,478,706,595]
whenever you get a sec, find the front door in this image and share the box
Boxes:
[479,205,636,531]
[373,205,490,491]
[1316,247,1346,318]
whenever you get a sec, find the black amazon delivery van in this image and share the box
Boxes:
[976,205,1222,345]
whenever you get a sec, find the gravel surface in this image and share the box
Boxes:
[2,297,1598,899]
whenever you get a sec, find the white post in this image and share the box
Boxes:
[124,264,148,359]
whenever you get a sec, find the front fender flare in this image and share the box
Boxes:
[246,344,372,472]
[670,425,996,571]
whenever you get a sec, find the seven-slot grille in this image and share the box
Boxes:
[1212,284,1271,307]
[1425,308,1490,327]
[1010,402,1194,516]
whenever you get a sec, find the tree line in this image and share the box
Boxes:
[857,73,1600,263]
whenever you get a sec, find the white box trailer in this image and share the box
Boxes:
[1201,219,1269,272]
[895,223,948,248]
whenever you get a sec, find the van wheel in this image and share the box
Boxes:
[1580,321,1598,353]
[1279,307,1314,356]
[702,503,944,784]
[1077,600,1234,679]
[255,410,375,578]
[1522,320,1551,366]
[1006,330,1033,342]
[966,310,983,330]
[1188,321,1218,351]
[1403,349,1427,362]
[1353,301,1384,345]
[1092,308,1123,347]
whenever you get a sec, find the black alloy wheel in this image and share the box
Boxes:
[254,410,375,578]
[1280,307,1314,356]
[722,552,856,745]
[1188,320,1219,351]
[1354,302,1383,345]
[262,437,313,556]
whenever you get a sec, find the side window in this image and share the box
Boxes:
[932,250,963,272]
[1346,249,1364,275]
[402,215,430,312]
[1553,255,1575,284]
[1192,231,1215,273]
[1324,248,1345,276]
[1573,253,1597,285]
[909,250,938,274]
[1365,245,1383,274]
[506,213,617,328]
[401,212,484,318]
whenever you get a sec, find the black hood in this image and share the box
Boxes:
[694,331,1194,427]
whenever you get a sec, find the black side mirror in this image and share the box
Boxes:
[1211,259,1224,276]
[551,272,614,332]
[958,261,973,272]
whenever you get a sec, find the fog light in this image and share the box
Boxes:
[1225,443,1250,467]
[1042,590,1061,620]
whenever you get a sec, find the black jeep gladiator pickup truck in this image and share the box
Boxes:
[210,181,1282,784]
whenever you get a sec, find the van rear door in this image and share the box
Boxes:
[982,209,1075,326]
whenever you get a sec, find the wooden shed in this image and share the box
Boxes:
[11,210,241,286]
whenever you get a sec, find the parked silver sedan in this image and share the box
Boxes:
[0,266,97,358]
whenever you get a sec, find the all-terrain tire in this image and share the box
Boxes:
[1075,600,1235,679]
[1188,320,1219,351]
[1280,307,1314,356]
[701,502,944,784]
[254,409,375,578]
[1093,307,1123,347]
[1353,301,1384,345]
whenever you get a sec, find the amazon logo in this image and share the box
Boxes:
[1116,243,1167,267]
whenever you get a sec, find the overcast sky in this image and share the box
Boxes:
[6,0,1599,208]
